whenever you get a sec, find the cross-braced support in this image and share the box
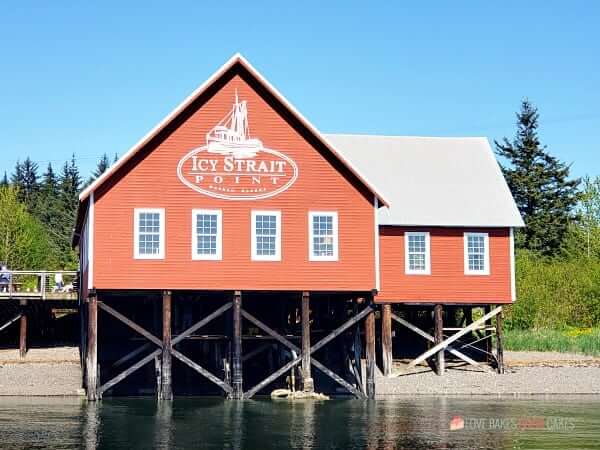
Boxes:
[87,296,233,400]
[391,306,502,377]
[242,300,374,400]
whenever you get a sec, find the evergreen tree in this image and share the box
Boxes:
[56,154,81,268]
[113,153,119,163]
[11,157,39,209]
[0,171,8,187]
[36,163,60,228]
[88,153,110,185]
[495,99,580,255]
[11,160,24,190]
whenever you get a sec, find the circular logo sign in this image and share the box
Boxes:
[177,146,298,200]
[177,94,298,200]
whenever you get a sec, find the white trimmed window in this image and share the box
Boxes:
[309,212,339,261]
[134,208,165,259]
[192,209,222,260]
[251,211,281,261]
[405,232,430,274]
[464,232,490,275]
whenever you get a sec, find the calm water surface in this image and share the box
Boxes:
[0,396,599,449]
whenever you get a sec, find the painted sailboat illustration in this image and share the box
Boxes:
[206,92,263,158]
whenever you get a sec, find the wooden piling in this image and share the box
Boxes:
[381,304,393,376]
[434,304,444,375]
[365,304,376,399]
[496,305,505,374]
[160,291,173,400]
[484,305,491,364]
[301,291,314,393]
[231,291,243,399]
[86,291,98,401]
[19,299,27,358]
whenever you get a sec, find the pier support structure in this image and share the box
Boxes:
[301,291,314,393]
[364,297,376,399]
[159,290,173,400]
[381,304,393,377]
[434,304,444,375]
[19,299,27,358]
[231,291,243,400]
[496,306,505,374]
[86,290,99,401]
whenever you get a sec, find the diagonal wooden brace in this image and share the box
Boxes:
[241,310,364,398]
[390,312,492,373]
[243,306,373,399]
[98,302,163,347]
[396,306,502,375]
[99,302,234,395]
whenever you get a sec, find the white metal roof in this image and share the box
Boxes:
[325,134,524,227]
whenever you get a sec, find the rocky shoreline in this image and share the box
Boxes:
[1,347,599,397]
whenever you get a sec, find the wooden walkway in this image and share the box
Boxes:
[0,271,78,301]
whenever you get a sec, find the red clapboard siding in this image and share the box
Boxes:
[377,227,512,303]
[91,71,376,292]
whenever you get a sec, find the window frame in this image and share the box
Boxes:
[251,210,282,261]
[404,231,431,275]
[308,211,339,261]
[191,209,223,261]
[464,232,490,275]
[133,208,165,260]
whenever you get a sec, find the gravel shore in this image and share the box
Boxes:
[0,347,82,396]
[375,351,600,396]
[0,347,599,397]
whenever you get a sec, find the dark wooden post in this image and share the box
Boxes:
[301,291,314,393]
[381,304,393,376]
[496,306,505,374]
[160,291,173,400]
[484,305,491,364]
[434,304,444,375]
[19,299,27,358]
[231,291,243,399]
[86,290,98,401]
[365,302,376,399]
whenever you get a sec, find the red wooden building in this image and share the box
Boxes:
[74,54,523,400]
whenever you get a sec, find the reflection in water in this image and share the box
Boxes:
[83,402,100,450]
[0,396,599,449]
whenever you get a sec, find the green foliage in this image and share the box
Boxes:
[495,99,580,255]
[55,155,81,269]
[11,157,40,211]
[504,327,600,356]
[0,186,54,269]
[504,250,600,330]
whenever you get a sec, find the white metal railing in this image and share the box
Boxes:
[0,270,79,300]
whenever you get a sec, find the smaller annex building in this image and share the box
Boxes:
[74,54,523,401]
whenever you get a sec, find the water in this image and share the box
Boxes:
[0,396,599,449]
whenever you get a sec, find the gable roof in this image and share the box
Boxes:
[78,54,389,206]
[326,134,524,227]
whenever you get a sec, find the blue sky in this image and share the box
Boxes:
[1,1,599,181]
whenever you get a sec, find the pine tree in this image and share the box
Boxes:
[88,153,110,185]
[11,160,24,190]
[36,163,59,227]
[495,99,580,255]
[0,172,8,187]
[11,157,39,210]
[56,154,81,267]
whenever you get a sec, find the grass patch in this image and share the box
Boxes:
[504,328,600,356]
